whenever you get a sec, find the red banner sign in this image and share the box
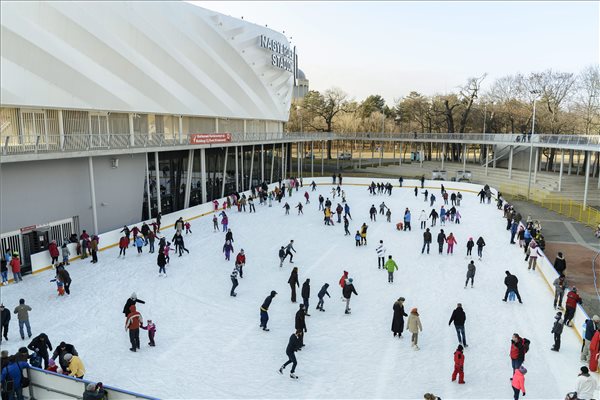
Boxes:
[189,133,232,145]
[20,225,36,233]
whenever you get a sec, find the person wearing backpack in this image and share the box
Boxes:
[1,355,29,400]
[509,333,529,373]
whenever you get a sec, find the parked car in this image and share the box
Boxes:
[338,152,352,160]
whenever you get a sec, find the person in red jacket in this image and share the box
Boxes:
[118,236,129,258]
[589,328,600,372]
[511,365,526,400]
[509,333,527,372]
[451,344,465,384]
[564,287,582,327]
[339,270,349,296]
[48,241,59,265]
[235,250,246,278]
[125,305,142,352]
[10,253,22,282]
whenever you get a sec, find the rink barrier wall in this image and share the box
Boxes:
[25,366,159,399]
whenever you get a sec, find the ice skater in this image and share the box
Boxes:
[259,291,277,331]
[283,240,296,263]
[465,261,475,288]
[316,283,330,311]
[376,240,386,269]
[279,330,302,379]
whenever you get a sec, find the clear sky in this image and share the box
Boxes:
[194,1,599,103]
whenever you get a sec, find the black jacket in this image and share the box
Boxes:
[476,238,486,248]
[261,294,275,311]
[301,280,310,300]
[423,232,432,243]
[123,298,146,315]
[288,271,299,287]
[278,248,285,258]
[429,210,438,219]
[28,333,53,356]
[0,259,6,273]
[286,333,302,353]
[0,308,10,326]
[57,268,71,284]
[225,231,234,242]
[448,308,466,326]
[437,232,446,244]
[295,309,306,331]
[343,284,358,299]
[504,274,518,290]
[52,343,78,360]
[553,257,566,274]
[318,284,330,299]
[157,253,166,267]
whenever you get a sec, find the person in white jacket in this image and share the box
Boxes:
[418,210,428,230]
[576,366,598,400]
[376,240,386,269]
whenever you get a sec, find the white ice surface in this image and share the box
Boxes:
[0,182,582,399]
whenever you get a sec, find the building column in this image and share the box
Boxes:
[261,144,265,183]
[492,145,497,168]
[378,141,383,167]
[179,116,184,145]
[270,144,275,183]
[240,146,245,191]
[336,142,340,170]
[485,145,489,176]
[154,152,162,212]
[88,157,99,235]
[568,149,573,175]
[297,142,301,178]
[463,144,467,172]
[583,151,591,208]
[128,113,135,147]
[358,140,362,168]
[311,141,314,177]
[281,143,285,179]
[249,145,255,189]
[558,149,564,192]
[441,143,445,170]
[184,149,194,208]
[234,146,239,191]
[145,154,152,218]
[200,148,207,204]
[508,145,514,179]
[58,110,65,150]
[321,141,324,175]
[221,147,229,198]
[533,148,539,183]
[399,142,403,166]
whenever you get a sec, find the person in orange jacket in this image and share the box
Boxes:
[511,365,526,400]
[125,305,142,352]
[451,345,465,384]
[10,253,22,282]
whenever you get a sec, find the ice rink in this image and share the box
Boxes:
[0,179,582,399]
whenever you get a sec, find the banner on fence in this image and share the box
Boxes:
[189,133,231,145]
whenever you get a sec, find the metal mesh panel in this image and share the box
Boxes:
[0,108,20,138]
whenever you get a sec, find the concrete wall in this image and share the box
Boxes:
[0,154,146,235]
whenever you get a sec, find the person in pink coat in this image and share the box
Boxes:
[511,365,526,400]
[446,233,458,255]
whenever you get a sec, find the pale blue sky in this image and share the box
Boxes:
[195,1,599,103]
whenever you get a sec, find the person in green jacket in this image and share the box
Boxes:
[385,255,398,283]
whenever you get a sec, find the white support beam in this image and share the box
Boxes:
[145,154,152,218]
[183,149,194,208]
[508,145,513,179]
[200,148,207,204]
[129,113,135,147]
[249,145,255,189]
[558,149,564,192]
[270,144,275,183]
[88,156,98,235]
[261,144,265,183]
[583,151,591,208]
[58,110,65,150]
[178,116,183,145]
[533,148,539,184]
[311,141,314,177]
[221,147,229,198]
[154,152,162,213]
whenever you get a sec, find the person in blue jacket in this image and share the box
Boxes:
[1,355,29,400]
[403,208,412,231]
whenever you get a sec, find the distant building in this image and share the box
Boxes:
[293,69,309,99]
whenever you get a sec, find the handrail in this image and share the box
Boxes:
[1,132,598,157]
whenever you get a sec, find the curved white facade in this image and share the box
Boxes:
[0,1,293,121]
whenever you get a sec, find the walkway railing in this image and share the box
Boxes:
[2,132,598,157]
[499,183,600,228]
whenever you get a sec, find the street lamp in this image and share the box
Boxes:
[526,90,541,200]
[296,105,303,134]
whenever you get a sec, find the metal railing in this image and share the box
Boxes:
[2,132,598,157]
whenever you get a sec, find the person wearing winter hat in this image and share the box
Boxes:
[392,297,408,337]
[452,344,465,384]
[576,366,598,400]
[564,287,582,327]
[511,365,526,400]
[342,278,358,314]
[551,312,564,351]
[64,352,85,378]
[82,382,106,400]
[122,293,145,316]
[260,291,277,331]
[407,308,423,350]
[46,357,59,373]
[295,304,307,347]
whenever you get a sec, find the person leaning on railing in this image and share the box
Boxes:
[83,382,107,400]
